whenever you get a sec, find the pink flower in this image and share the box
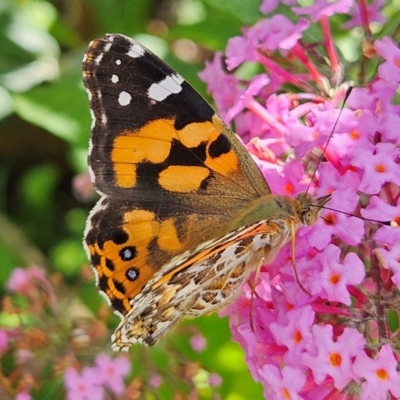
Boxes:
[269,306,314,364]
[7,266,47,294]
[302,325,365,390]
[189,333,207,352]
[351,142,400,194]
[198,52,240,118]
[14,392,32,400]
[0,330,8,353]
[264,160,307,196]
[375,37,400,82]
[376,244,400,288]
[225,74,270,122]
[64,367,104,400]
[311,244,365,303]
[259,364,306,400]
[343,0,386,28]
[293,0,353,21]
[209,373,222,387]
[94,354,130,396]
[149,374,162,388]
[353,345,400,399]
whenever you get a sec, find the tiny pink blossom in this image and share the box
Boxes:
[190,333,207,352]
[225,74,270,122]
[259,0,280,14]
[342,0,386,28]
[263,160,306,196]
[94,354,130,396]
[311,244,365,304]
[375,37,400,83]
[259,364,306,400]
[7,266,47,294]
[353,345,400,400]
[352,142,400,194]
[15,392,32,400]
[64,367,104,400]
[209,373,222,387]
[361,196,400,227]
[302,325,365,390]
[293,0,353,21]
[198,52,240,117]
[253,15,309,52]
[149,374,162,388]
[269,306,314,365]
[0,330,8,353]
[376,245,400,289]
[306,194,364,249]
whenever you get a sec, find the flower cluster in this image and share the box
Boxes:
[1,265,221,399]
[200,0,400,399]
[64,354,130,400]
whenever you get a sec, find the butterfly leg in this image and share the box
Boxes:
[290,221,311,296]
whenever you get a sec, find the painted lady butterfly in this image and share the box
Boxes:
[82,34,330,351]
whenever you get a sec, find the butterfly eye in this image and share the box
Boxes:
[301,209,315,226]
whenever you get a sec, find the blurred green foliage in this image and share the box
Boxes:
[0,0,264,398]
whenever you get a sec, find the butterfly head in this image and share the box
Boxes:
[295,193,332,226]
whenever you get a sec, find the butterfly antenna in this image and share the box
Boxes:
[319,205,395,226]
[305,86,353,194]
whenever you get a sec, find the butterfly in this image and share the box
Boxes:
[82,34,330,351]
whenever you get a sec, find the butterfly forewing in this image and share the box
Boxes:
[83,34,270,202]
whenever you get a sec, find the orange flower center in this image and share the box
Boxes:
[374,164,386,173]
[293,330,302,344]
[376,368,389,380]
[329,352,342,367]
[395,57,400,68]
[330,273,340,285]
[349,130,360,140]
[282,388,291,399]
[284,182,294,194]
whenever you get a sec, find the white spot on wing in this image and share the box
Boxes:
[90,109,95,129]
[127,42,145,58]
[118,91,132,106]
[116,59,121,65]
[148,74,184,102]
[111,74,119,83]
[95,53,103,64]
[104,42,111,52]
